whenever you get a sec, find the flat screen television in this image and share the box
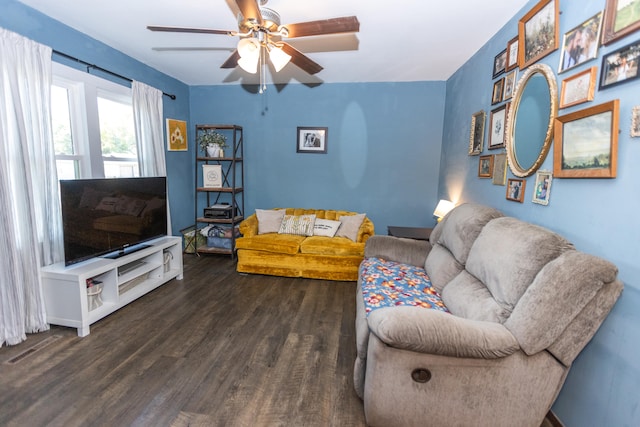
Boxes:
[60,177,168,266]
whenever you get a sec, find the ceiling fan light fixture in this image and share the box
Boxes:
[237,37,260,57]
[238,55,259,74]
[268,44,291,72]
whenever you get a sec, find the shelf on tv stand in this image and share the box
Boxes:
[41,236,183,337]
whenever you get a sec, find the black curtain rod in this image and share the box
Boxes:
[52,50,176,100]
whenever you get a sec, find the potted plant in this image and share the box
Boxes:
[197,129,227,157]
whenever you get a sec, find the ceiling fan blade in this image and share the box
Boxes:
[221,50,241,69]
[284,16,360,38]
[147,25,234,36]
[235,0,263,24]
[280,43,323,75]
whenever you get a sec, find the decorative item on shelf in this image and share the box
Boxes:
[197,129,227,158]
[433,199,455,222]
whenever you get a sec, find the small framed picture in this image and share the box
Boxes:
[558,12,603,74]
[166,118,188,151]
[602,0,640,45]
[202,164,222,187]
[560,67,597,109]
[631,106,640,137]
[489,103,509,149]
[478,155,494,178]
[532,170,553,205]
[469,110,486,155]
[503,70,517,100]
[519,0,559,69]
[506,36,519,71]
[492,78,504,105]
[506,178,526,202]
[492,153,508,186]
[599,39,640,90]
[297,127,328,153]
[553,100,619,178]
[493,49,508,78]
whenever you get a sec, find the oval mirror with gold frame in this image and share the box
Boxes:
[505,63,558,177]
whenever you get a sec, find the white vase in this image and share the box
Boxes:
[218,148,224,158]
[206,144,218,157]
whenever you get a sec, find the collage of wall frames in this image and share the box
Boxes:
[469,0,640,206]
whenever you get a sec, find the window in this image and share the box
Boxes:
[52,63,138,179]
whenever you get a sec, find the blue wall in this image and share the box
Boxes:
[189,82,445,232]
[442,1,640,425]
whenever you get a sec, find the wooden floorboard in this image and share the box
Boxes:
[0,255,366,427]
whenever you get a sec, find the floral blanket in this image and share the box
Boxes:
[360,257,449,316]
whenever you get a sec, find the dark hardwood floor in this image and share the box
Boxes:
[0,255,366,427]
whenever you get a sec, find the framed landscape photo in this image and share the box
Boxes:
[553,100,619,178]
[478,155,494,178]
[560,66,597,108]
[602,0,640,45]
[469,110,486,155]
[506,36,519,71]
[519,0,559,69]
[506,178,526,202]
[532,170,553,205]
[166,118,187,151]
[493,49,508,78]
[558,12,603,73]
[599,39,640,89]
[489,103,509,149]
[297,127,327,153]
[492,153,508,185]
[492,78,504,105]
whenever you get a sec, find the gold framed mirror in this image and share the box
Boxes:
[505,63,558,177]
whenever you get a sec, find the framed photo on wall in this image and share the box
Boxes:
[469,110,486,155]
[492,153,508,186]
[558,12,603,73]
[297,127,328,153]
[631,105,640,137]
[599,39,640,89]
[166,118,187,151]
[506,178,526,202]
[532,170,553,205]
[560,67,597,108]
[489,103,509,149]
[503,70,517,100]
[602,0,640,45]
[493,49,507,78]
[519,0,559,69]
[506,36,519,71]
[553,100,619,178]
[478,155,494,178]
[492,78,504,105]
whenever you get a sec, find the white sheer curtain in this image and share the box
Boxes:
[131,80,171,233]
[132,81,166,177]
[0,29,63,346]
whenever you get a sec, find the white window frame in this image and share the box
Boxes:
[52,62,135,179]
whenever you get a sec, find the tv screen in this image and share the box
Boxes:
[60,177,168,266]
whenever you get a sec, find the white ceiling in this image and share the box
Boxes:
[18,0,530,86]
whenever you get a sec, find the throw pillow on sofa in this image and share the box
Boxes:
[336,213,366,241]
[256,209,286,234]
[279,214,316,236]
[313,218,341,237]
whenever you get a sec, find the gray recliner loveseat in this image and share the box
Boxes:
[354,203,623,426]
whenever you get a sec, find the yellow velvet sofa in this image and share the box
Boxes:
[236,208,374,281]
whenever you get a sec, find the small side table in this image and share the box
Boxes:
[387,226,433,241]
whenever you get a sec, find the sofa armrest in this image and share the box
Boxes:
[239,214,258,238]
[367,306,519,359]
[364,235,431,267]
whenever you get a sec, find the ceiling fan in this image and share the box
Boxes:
[147,0,360,80]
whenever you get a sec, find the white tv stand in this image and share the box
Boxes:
[41,236,183,337]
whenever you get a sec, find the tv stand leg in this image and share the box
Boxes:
[77,326,90,337]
